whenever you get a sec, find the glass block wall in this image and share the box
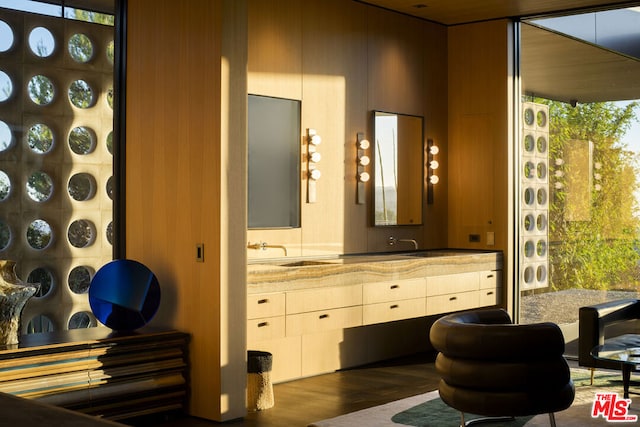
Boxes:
[0,7,114,333]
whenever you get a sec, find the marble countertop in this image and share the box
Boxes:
[248,249,503,294]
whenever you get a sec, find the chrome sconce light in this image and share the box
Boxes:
[356,132,370,205]
[307,128,322,203]
[427,138,439,204]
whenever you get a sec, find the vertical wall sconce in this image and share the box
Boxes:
[427,138,439,204]
[356,132,370,205]
[307,128,322,203]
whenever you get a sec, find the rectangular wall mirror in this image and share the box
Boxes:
[248,95,301,229]
[373,111,424,226]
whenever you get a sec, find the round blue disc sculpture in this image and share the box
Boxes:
[89,259,161,331]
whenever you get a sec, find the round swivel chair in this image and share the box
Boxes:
[429,309,575,427]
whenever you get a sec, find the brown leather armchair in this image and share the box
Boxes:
[430,309,575,427]
[579,299,640,382]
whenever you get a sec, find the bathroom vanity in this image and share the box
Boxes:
[247,250,502,382]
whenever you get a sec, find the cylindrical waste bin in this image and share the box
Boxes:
[247,350,274,411]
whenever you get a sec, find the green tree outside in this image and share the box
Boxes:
[537,99,640,291]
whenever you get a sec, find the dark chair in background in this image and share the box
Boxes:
[579,299,640,383]
[430,308,575,427]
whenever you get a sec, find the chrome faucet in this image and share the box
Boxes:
[247,241,288,256]
[388,236,418,250]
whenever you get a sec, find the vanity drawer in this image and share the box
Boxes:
[363,278,426,304]
[479,288,499,306]
[363,297,426,325]
[480,270,501,289]
[248,293,286,319]
[286,285,362,314]
[426,291,479,315]
[286,306,362,336]
[247,316,286,342]
[426,272,479,296]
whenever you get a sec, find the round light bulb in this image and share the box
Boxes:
[429,175,439,185]
[310,134,322,145]
[429,160,439,170]
[309,169,321,180]
[310,152,322,163]
[359,155,370,166]
[429,145,439,155]
[358,139,370,150]
[359,172,370,182]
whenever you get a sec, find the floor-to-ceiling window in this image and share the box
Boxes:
[519,8,640,352]
[0,0,116,333]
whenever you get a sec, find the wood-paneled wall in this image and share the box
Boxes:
[126,0,247,421]
[247,0,449,259]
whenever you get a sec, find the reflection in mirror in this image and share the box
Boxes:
[374,111,424,226]
[248,95,301,229]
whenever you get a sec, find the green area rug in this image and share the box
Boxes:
[308,368,640,427]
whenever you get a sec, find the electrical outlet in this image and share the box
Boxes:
[196,243,204,262]
[469,234,481,243]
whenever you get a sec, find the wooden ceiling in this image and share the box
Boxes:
[358,0,640,25]
[361,0,640,102]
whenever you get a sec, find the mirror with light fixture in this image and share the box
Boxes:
[373,111,424,226]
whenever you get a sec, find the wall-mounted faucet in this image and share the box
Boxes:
[388,236,418,250]
[247,241,288,256]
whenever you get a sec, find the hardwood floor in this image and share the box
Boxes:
[127,351,440,427]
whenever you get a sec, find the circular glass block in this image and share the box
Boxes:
[26,219,52,250]
[537,239,547,257]
[537,136,547,153]
[0,20,13,52]
[107,87,113,109]
[28,26,55,57]
[537,110,547,128]
[0,170,10,201]
[106,176,114,200]
[68,33,93,63]
[69,265,92,294]
[106,131,113,154]
[524,187,535,205]
[67,219,96,248]
[523,266,534,284]
[106,221,113,245]
[537,265,547,282]
[524,161,535,179]
[28,123,54,154]
[523,108,535,126]
[0,70,13,102]
[0,220,10,251]
[28,74,55,105]
[26,314,54,334]
[524,213,535,232]
[537,214,547,231]
[107,40,114,64]
[537,162,547,180]
[28,267,53,297]
[523,134,535,152]
[537,188,547,205]
[0,120,11,151]
[26,171,54,202]
[68,311,95,329]
[68,173,96,201]
[524,240,534,257]
[69,126,95,154]
[68,79,94,108]
[89,259,161,331]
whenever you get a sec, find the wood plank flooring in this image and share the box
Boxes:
[127,351,440,427]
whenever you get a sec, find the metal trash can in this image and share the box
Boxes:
[247,350,274,411]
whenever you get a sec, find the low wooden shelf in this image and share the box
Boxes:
[0,327,189,421]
